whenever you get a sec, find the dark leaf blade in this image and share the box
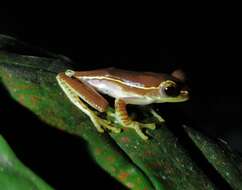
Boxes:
[108,116,216,190]
[184,126,242,190]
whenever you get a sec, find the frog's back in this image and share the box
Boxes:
[75,67,171,88]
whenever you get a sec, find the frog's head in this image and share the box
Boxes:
[157,69,189,103]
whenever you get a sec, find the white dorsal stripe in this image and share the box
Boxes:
[78,76,160,90]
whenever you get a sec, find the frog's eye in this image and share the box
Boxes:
[162,80,180,97]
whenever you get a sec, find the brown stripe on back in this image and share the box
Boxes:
[73,68,173,88]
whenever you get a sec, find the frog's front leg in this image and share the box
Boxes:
[115,99,156,140]
[56,72,120,133]
[149,108,165,123]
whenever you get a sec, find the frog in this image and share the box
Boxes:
[56,67,189,140]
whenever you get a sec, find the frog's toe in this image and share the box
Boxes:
[96,117,121,133]
[110,127,121,133]
[126,122,149,140]
[150,108,165,123]
[140,123,156,130]
[94,124,105,133]
[133,124,149,140]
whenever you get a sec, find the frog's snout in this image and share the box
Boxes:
[179,88,190,100]
[180,90,189,96]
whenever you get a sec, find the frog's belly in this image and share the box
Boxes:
[83,79,153,105]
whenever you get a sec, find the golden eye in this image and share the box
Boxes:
[162,81,180,97]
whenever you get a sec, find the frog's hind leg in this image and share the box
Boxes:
[115,99,156,140]
[56,73,120,133]
[67,95,120,133]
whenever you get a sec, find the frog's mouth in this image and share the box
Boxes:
[160,90,189,103]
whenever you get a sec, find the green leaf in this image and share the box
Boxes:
[1,34,242,190]
[0,135,53,190]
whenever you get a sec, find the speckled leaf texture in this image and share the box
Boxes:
[1,34,242,190]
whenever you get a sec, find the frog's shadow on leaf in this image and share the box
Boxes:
[0,82,128,190]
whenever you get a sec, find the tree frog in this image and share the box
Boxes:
[56,68,189,140]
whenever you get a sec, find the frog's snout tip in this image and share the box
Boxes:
[179,89,190,101]
[180,90,189,96]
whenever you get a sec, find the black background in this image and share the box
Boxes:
[0,5,241,189]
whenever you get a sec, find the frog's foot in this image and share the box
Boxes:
[139,122,156,130]
[90,114,121,133]
[125,121,156,140]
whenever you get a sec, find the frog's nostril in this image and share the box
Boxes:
[180,90,189,95]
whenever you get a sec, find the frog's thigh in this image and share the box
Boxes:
[57,73,109,112]
[57,73,120,133]
[57,73,103,132]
